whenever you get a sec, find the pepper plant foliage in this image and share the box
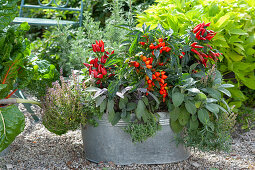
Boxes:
[82,22,236,151]
[137,0,255,108]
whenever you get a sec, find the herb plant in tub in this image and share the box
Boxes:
[79,22,236,164]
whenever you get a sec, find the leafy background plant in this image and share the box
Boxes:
[136,0,255,109]
[136,0,255,131]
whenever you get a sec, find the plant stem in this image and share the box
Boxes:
[0,98,41,107]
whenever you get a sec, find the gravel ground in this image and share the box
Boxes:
[0,99,254,169]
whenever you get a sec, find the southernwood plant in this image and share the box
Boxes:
[79,22,236,152]
[137,0,255,109]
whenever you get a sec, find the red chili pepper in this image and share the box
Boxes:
[191,48,200,55]
[134,62,140,67]
[97,74,103,79]
[99,40,104,47]
[196,30,201,40]
[201,28,206,36]
[92,44,96,52]
[83,63,90,67]
[98,64,102,73]
[139,42,145,46]
[92,70,98,78]
[94,58,99,68]
[193,23,202,33]
[101,67,107,75]
[191,42,198,47]
[96,40,99,46]
[205,22,211,27]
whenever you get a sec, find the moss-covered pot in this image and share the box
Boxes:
[81,112,190,165]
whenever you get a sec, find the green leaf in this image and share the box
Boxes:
[205,88,221,100]
[145,68,153,80]
[170,107,180,121]
[198,108,210,125]
[218,87,231,97]
[108,80,121,100]
[178,107,190,126]
[214,14,230,28]
[142,96,149,106]
[119,98,126,109]
[229,29,248,35]
[95,95,106,107]
[129,33,140,56]
[170,119,184,133]
[0,84,7,91]
[0,105,25,152]
[111,112,121,126]
[126,102,136,111]
[172,92,184,107]
[107,99,115,125]
[187,88,200,93]
[219,84,234,88]
[135,100,147,120]
[154,50,160,58]
[185,100,196,114]
[205,103,219,118]
[100,99,107,113]
[189,119,199,130]
[206,98,218,103]
[195,101,202,108]
[189,63,199,73]
[85,87,101,92]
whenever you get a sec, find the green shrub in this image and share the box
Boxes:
[137,0,255,108]
[31,0,132,76]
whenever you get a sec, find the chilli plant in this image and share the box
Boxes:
[79,22,236,152]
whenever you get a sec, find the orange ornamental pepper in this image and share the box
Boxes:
[139,42,145,46]
[145,76,149,80]
[147,79,152,84]
[165,47,171,52]
[161,74,168,79]
[145,60,150,65]
[152,74,156,79]
[142,56,147,62]
[134,62,140,67]
[161,71,166,75]
[158,38,163,43]
[148,84,153,88]
[160,79,165,84]
[146,65,152,69]
[149,43,155,50]
[155,72,160,77]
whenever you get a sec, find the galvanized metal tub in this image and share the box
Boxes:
[81,112,190,165]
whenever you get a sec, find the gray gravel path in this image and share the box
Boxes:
[0,101,254,169]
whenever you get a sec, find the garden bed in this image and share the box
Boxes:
[0,96,254,169]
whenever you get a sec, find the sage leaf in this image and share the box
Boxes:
[126,102,136,111]
[135,100,146,120]
[170,119,184,133]
[198,108,210,125]
[170,107,180,121]
[189,119,199,130]
[172,92,184,107]
[185,100,196,114]
[100,99,107,113]
[95,95,106,107]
